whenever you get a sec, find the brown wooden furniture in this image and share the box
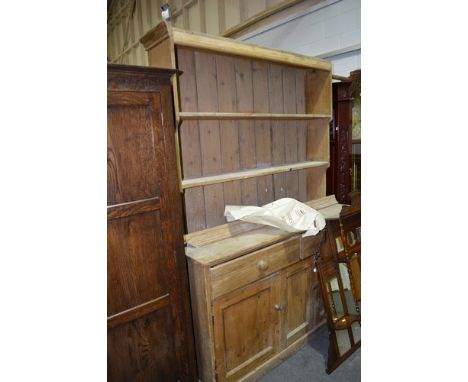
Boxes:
[327,80,353,204]
[335,194,361,307]
[138,23,333,380]
[107,64,196,381]
[315,194,361,373]
[350,70,361,193]
[140,21,332,233]
[183,196,342,382]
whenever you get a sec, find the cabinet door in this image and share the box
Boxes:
[283,257,319,346]
[107,67,196,382]
[213,274,281,382]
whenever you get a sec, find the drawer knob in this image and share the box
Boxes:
[274,304,284,311]
[257,259,269,271]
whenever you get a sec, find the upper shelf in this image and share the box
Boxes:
[179,112,332,120]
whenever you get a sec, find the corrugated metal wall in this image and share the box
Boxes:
[107,0,308,65]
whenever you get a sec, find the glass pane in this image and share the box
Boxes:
[339,263,358,315]
[335,237,344,253]
[351,321,361,343]
[335,329,352,356]
[346,231,356,246]
[339,263,350,290]
[327,276,344,320]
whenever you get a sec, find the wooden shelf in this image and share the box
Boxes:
[179,112,332,120]
[142,20,332,232]
[182,161,329,189]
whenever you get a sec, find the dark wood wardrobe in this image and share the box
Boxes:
[107,64,196,381]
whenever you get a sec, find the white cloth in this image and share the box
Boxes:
[224,198,326,237]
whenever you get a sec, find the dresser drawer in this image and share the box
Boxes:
[210,236,300,299]
[301,231,324,259]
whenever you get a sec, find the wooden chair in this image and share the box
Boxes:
[315,192,361,373]
[337,202,361,306]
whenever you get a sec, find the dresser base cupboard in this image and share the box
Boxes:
[184,197,336,382]
[107,64,196,382]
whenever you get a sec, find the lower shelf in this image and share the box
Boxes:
[182,160,329,189]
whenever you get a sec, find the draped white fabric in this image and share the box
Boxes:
[224,198,326,237]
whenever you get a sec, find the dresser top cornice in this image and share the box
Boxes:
[140,21,332,71]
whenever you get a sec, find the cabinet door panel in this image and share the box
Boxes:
[107,305,177,382]
[107,210,169,315]
[284,258,316,346]
[213,274,280,382]
[107,92,162,205]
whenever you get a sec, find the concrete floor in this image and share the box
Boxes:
[259,328,361,382]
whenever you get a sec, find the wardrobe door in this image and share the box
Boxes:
[107,65,196,382]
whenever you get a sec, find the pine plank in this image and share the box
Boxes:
[296,69,308,202]
[252,60,274,206]
[235,57,258,206]
[195,50,225,227]
[203,184,226,227]
[268,63,286,200]
[304,69,330,201]
[177,47,206,232]
[305,69,332,114]
[283,66,299,200]
[184,187,207,232]
[216,54,242,206]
